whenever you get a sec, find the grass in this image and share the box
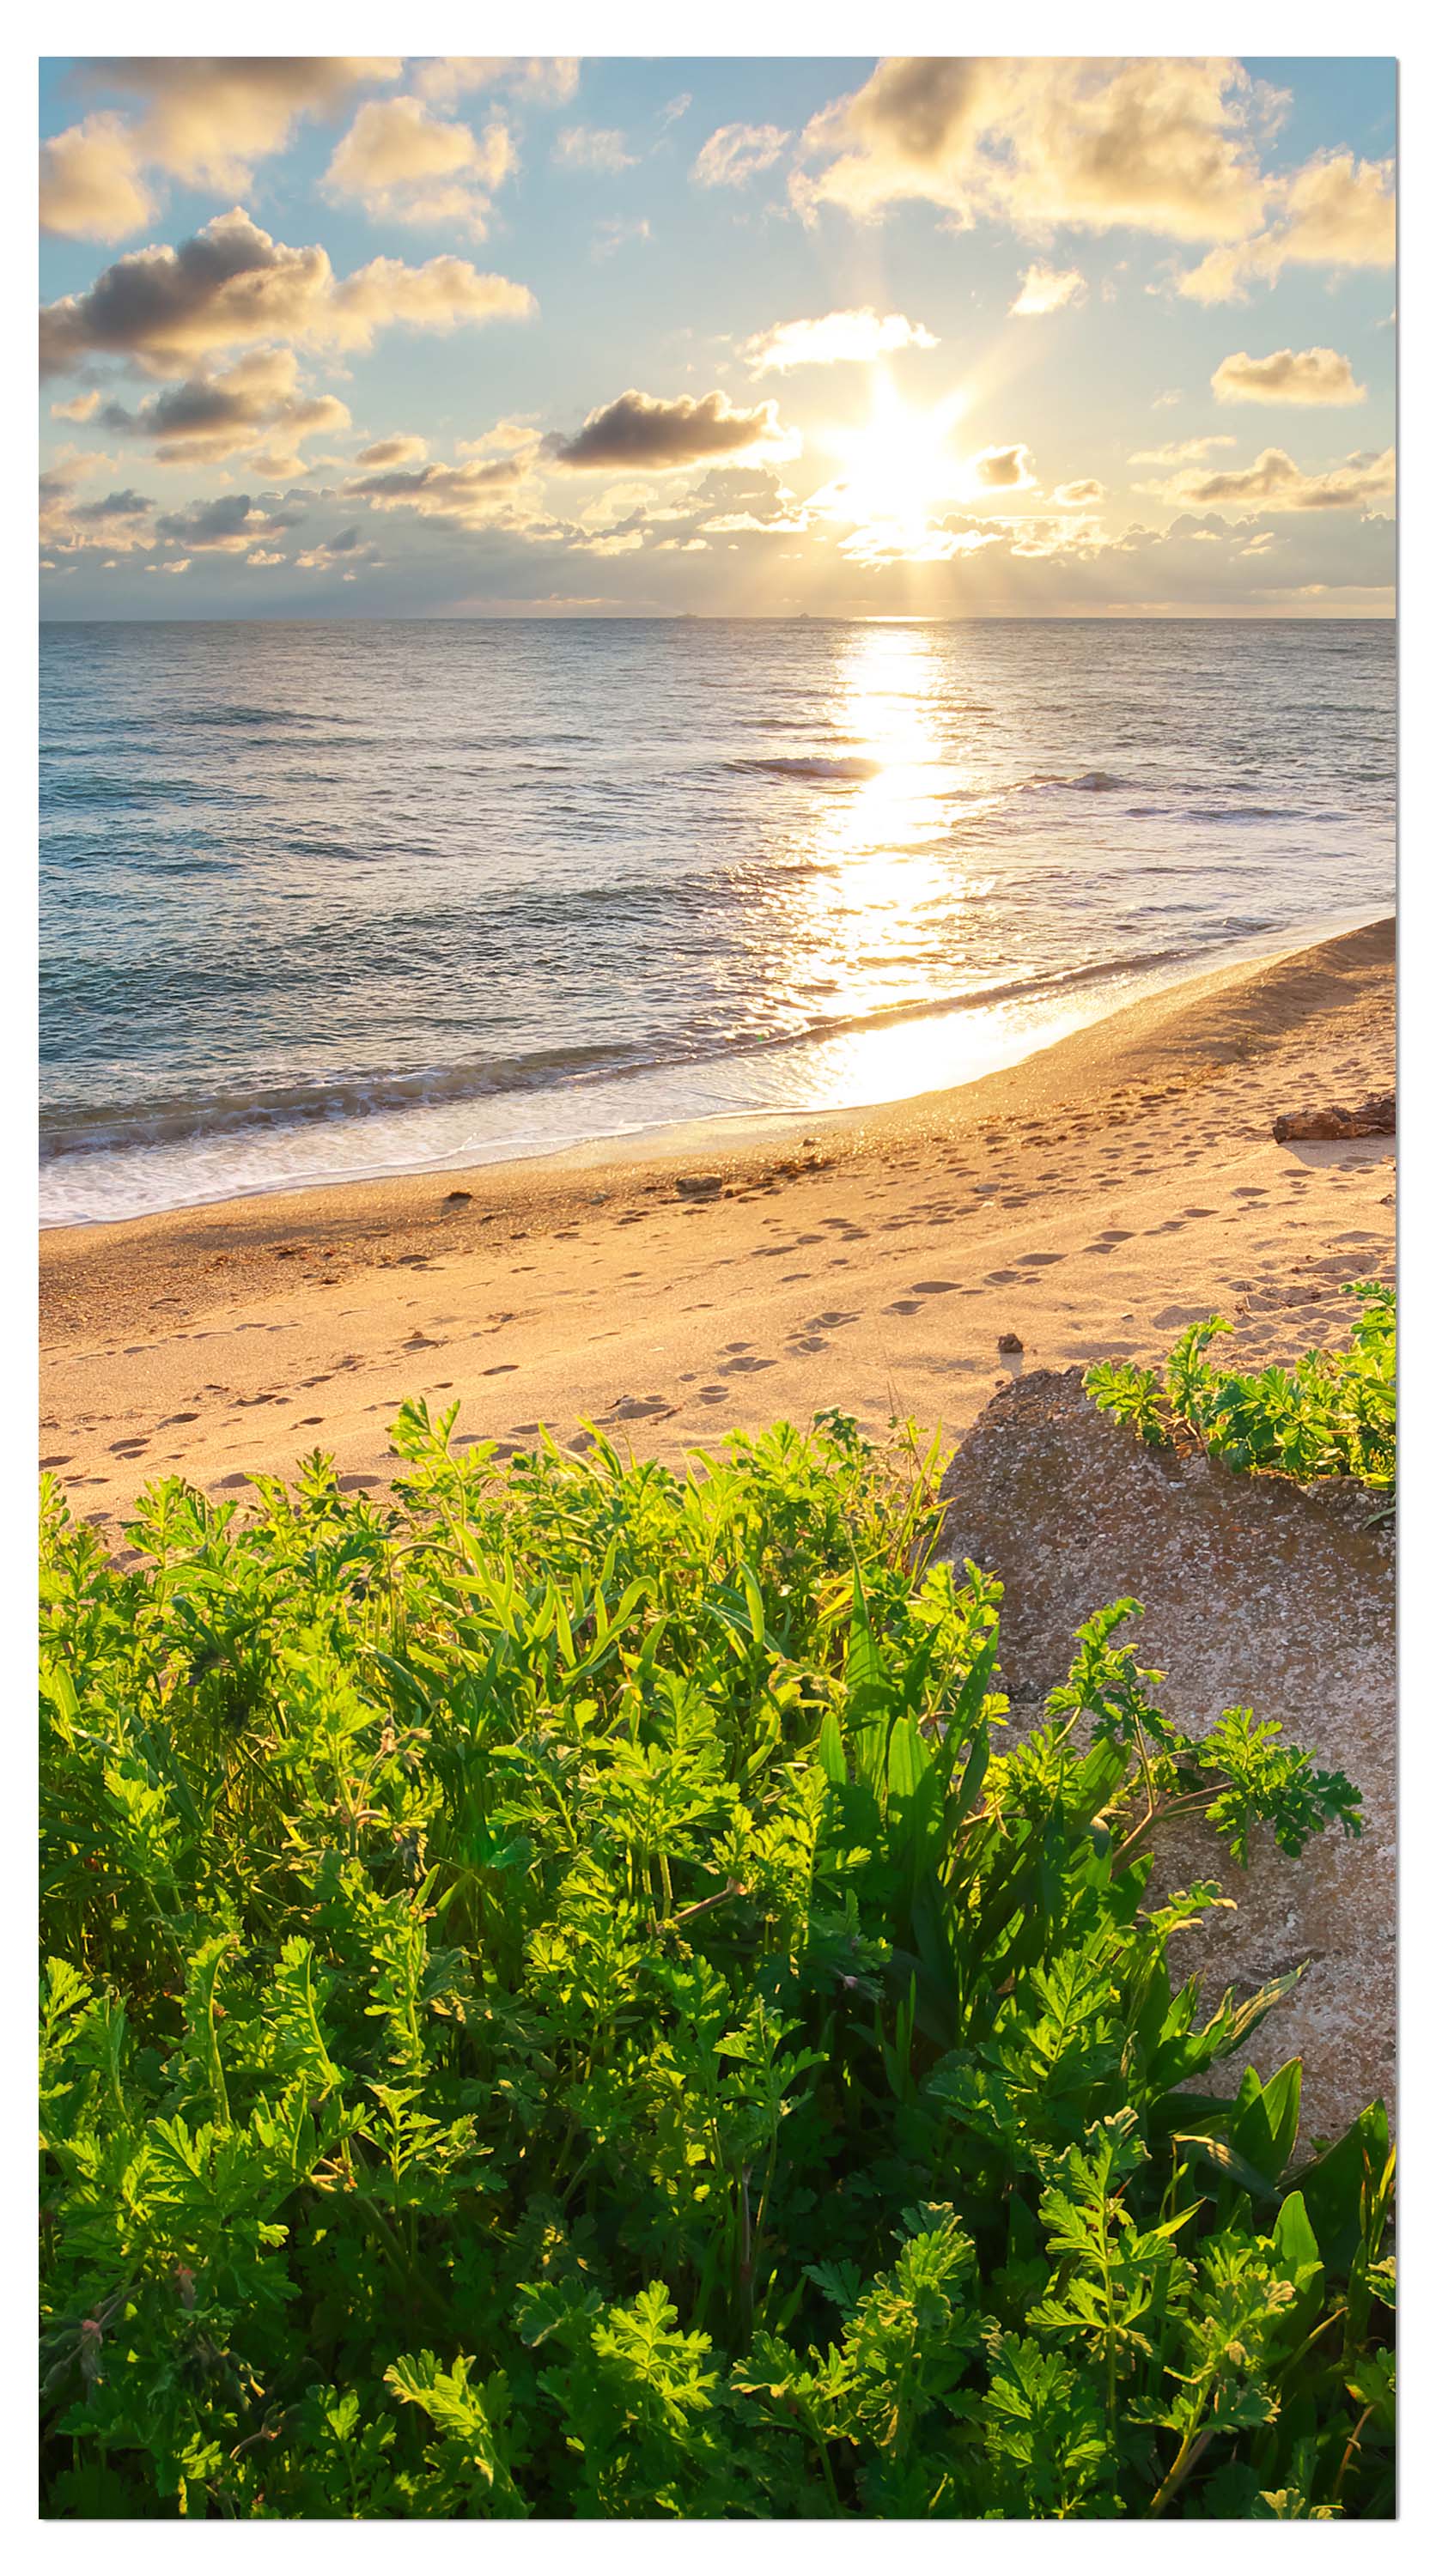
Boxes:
[40,1404,1393,2518]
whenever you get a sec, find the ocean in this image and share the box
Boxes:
[40,617,1395,1226]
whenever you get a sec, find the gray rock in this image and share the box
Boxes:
[938,1367,1394,2145]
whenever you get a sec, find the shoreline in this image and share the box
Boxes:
[41,915,1394,1543]
[39,904,1391,1234]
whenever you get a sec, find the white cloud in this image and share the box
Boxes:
[50,390,101,423]
[1054,479,1106,505]
[325,98,514,238]
[554,127,636,174]
[1009,263,1086,318]
[593,217,652,261]
[798,58,1273,242]
[40,113,156,243]
[1211,345,1366,405]
[742,308,937,372]
[1141,445,1395,512]
[1129,434,1238,465]
[691,123,790,189]
[965,443,1039,494]
[41,58,403,241]
[1178,149,1394,301]
[411,58,580,108]
[354,434,429,468]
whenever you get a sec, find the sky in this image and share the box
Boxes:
[37,53,1396,617]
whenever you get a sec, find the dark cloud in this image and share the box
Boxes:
[97,347,350,460]
[152,490,301,550]
[343,452,534,526]
[545,387,782,471]
[70,486,151,521]
[40,206,536,380]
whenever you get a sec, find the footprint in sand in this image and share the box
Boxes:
[720,1355,776,1376]
[1016,1252,1065,1267]
[789,1335,830,1354]
[40,1455,72,1469]
[910,1279,961,1297]
[984,1270,1020,1285]
[338,1474,381,1492]
[884,1300,923,1316]
[483,1363,518,1376]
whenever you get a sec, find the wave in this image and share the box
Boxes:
[40,935,1210,1167]
[1020,769,1127,793]
[727,755,884,783]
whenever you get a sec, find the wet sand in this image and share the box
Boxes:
[41,916,1394,1544]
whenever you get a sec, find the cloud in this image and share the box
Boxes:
[691,123,790,188]
[354,434,429,468]
[554,126,636,173]
[593,217,652,261]
[50,390,101,422]
[325,96,515,237]
[294,524,377,571]
[1178,149,1395,301]
[1009,262,1086,317]
[97,347,350,463]
[1129,434,1238,465]
[39,449,155,554]
[40,113,156,243]
[798,58,1273,241]
[544,388,788,471]
[1143,445,1395,512]
[742,308,937,372]
[658,94,692,131]
[1054,479,1106,505]
[153,490,301,550]
[968,443,1038,492]
[41,58,403,241]
[1211,345,1366,405]
[411,58,579,108]
[344,450,538,527]
[40,208,536,378]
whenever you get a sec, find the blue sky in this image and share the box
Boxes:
[39,54,1396,616]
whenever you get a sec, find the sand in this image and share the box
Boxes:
[41,916,1394,1546]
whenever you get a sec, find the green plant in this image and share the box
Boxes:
[40,1411,1393,2518]
[1085,1283,1394,1492]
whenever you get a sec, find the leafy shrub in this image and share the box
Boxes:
[1085,1282,1394,1492]
[40,1410,1393,2518]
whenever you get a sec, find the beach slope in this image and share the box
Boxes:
[41,917,1393,1541]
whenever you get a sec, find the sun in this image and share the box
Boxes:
[818,379,970,549]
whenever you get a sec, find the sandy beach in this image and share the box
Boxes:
[41,916,1394,1546]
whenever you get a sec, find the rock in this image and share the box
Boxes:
[938,1368,1394,2145]
[1273,1091,1395,1143]
[675,1175,723,1199]
[997,1331,1025,1354]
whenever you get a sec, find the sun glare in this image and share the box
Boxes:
[819,380,970,550]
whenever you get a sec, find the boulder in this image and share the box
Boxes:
[1273,1091,1395,1143]
[938,1367,1394,2143]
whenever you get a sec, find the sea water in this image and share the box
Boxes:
[40,617,1394,1224]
